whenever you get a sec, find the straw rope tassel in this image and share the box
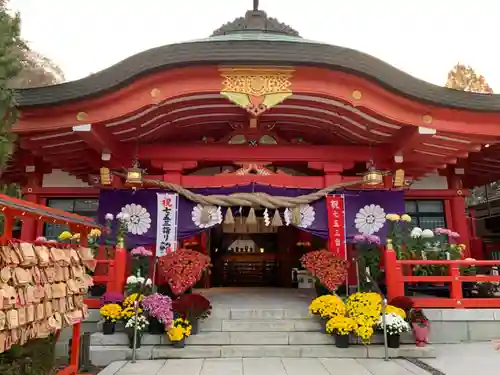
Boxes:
[291,206,301,226]
[271,209,283,227]
[224,207,235,224]
[246,207,257,225]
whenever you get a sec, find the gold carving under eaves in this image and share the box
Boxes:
[219,67,294,116]
[0,241,95,352]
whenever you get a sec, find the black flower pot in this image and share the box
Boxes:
[102,321,116,335]
[148,318,165,335]
[190,319,200,335]
[172,339,185,348]
[128,333,142,349]
[387,334,400,348]
[314,281,330,297]
[334,333,349,348]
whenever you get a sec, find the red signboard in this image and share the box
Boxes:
[326,195,347,259]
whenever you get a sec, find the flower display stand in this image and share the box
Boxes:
[297,270,315,289]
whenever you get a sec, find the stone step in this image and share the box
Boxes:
[91,331,417,347]
[201,318,321,332]
[89,344,435,366]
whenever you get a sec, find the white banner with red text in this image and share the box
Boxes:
[156,193,179,257]
[326,194,347,259]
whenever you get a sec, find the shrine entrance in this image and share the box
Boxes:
[206,208,325,288]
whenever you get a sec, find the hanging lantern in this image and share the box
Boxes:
[126,166,143,185]
[100,167,111,185]
[362,169,383,185]
[393,169,405,188]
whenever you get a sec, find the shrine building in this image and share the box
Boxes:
[5,4,500,286]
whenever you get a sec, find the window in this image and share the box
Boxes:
[405,200,446,230]
[43,198,99,240]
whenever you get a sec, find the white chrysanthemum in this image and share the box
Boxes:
[191,204,222,228]
[120,204,151,235]
[126,276,138,284]
[410,227,423,238]
[136,276,145,284]
[354,204,386,234]
[421,229,435,238]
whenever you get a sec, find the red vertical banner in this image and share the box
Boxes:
[326,195,347,259]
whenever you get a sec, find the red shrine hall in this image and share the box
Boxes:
[5,5,500,289]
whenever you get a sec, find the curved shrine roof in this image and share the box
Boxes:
[13,7,500,112]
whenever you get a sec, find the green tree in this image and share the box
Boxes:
[0,0,22,177]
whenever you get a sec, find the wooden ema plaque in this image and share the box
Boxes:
[0,241,96,353]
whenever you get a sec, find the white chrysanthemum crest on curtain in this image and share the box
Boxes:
[191,204,223,228]
[354,204,386,234]
[120,204,152,235]
[283,204,315,228]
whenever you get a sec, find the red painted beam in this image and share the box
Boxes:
[73,124,127,161]
[139,144,382,163]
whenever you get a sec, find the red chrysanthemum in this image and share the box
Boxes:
[157,248,211,295]
[300,250,348,292]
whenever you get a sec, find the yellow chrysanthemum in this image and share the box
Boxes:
[89,228,102,238]
[58,231,73,240]
[326,315,357,335]
[123,293,144,307]
[385,213,401,222]
[309,295,346,319]
[100,303,122,322]
[345,292,382,342]
[72,233,81,240]
[400,214,412,223]
[385,305,406,319]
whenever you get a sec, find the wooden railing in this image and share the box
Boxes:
[84,245,127,309]
[385,246,500,308]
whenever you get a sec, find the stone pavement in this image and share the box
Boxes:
[97,357,431,375]
[423,341,498,374]
[97,342,500,375]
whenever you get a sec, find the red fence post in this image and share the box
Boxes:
[109,246,127,294]
[449,264,463,308]
[385,240,404,300]
[69,322,81,373]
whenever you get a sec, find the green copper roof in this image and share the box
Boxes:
[189,32,326,45]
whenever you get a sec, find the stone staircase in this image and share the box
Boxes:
[89,307,434,366]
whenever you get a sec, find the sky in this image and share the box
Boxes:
[8,0,500,90]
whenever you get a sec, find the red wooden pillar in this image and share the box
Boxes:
[20,172,43,241]
[447,173,470,257]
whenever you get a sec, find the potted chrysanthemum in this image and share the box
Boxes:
[141,293,174,334]
[326,315,357,348]
[124,314,149,348]
[377,312,411,348]
[167,318,192,348]
[99,303,122,334]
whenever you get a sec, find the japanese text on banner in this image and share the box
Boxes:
[156,193,179,257]
[326,195,346,259]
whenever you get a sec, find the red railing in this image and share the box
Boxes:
[385,246,500,308]
[84,246,127,309]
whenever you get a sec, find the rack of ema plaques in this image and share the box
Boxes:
[0,193,98,375]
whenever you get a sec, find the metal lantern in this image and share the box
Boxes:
[126,166,143,185]
[362,169,383,185]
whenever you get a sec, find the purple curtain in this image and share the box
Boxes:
[98,185,404,248]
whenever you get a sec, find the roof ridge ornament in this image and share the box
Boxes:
[210,1,300,37]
